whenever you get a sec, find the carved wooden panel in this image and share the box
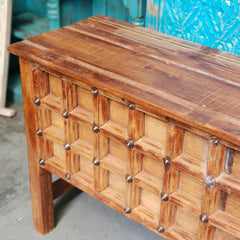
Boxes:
[32,70,240,239]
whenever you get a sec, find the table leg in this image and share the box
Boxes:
[19,58,55,235]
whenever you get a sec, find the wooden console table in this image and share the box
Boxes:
[8,15,240,239]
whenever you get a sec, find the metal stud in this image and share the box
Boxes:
[125,174,133,183]
[39,159,45,166]
[205,176,215,188]
[128,102,135,110]
[64,143,71,151]
[62,109,69,119]
[157,226,165,233]
[36,129,43,136]
[34,98,41,106]
[124,207,131,214]
[163,156,171,170]
[126,140,134,149]
[200,214,208,223]
[161,192,169,202]
[92,124,100,133]
[211,136,219,145]
[65,173,71,180]
[93,157,100,166]
[92,87,99,97]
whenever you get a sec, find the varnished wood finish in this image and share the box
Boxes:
[9,16,240,239]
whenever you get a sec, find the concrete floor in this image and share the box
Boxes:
[0,103,165,240]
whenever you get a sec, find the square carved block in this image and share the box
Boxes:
[135,114,167,159]
[100,138,129,206]
[70,120,94,159]
[9,15,240,239]
[69,85,94,124]
[172,130,210,180]
[41,75,63,112]
[100,98,130,142]
[71,153,94,187]
[132,153,164,225]
[211,148,240,239]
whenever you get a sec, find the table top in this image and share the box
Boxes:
[8,15,240,146]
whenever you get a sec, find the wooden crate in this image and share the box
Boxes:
[8,15,240,239]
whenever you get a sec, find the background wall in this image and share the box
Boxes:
[12,0,133,26]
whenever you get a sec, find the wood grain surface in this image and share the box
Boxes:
[8,15,240,147]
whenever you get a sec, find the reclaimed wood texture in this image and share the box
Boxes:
[9,16,240,239]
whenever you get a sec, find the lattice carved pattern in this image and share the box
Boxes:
[146,0,240,55]
[34,70,240,239]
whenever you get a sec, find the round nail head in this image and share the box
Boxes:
[93,125,100,133]
[165,159,170,166]
[93,157,100,166]
[36,129,43,136]
[64,143,71,150]
[124,207,131,214]
[65,173,71,180]
[62,110,69,118]
[92,87,99,97]
[200,214,208,223]
[211,137,219,145]
[34,98,40,106]
[39,159,45,166]
[126,140,134,149]
[157,226,165,233]
[128,102,135,110]
[161,192,169,202]
[164,156,171,169]
[126,174,133,183]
